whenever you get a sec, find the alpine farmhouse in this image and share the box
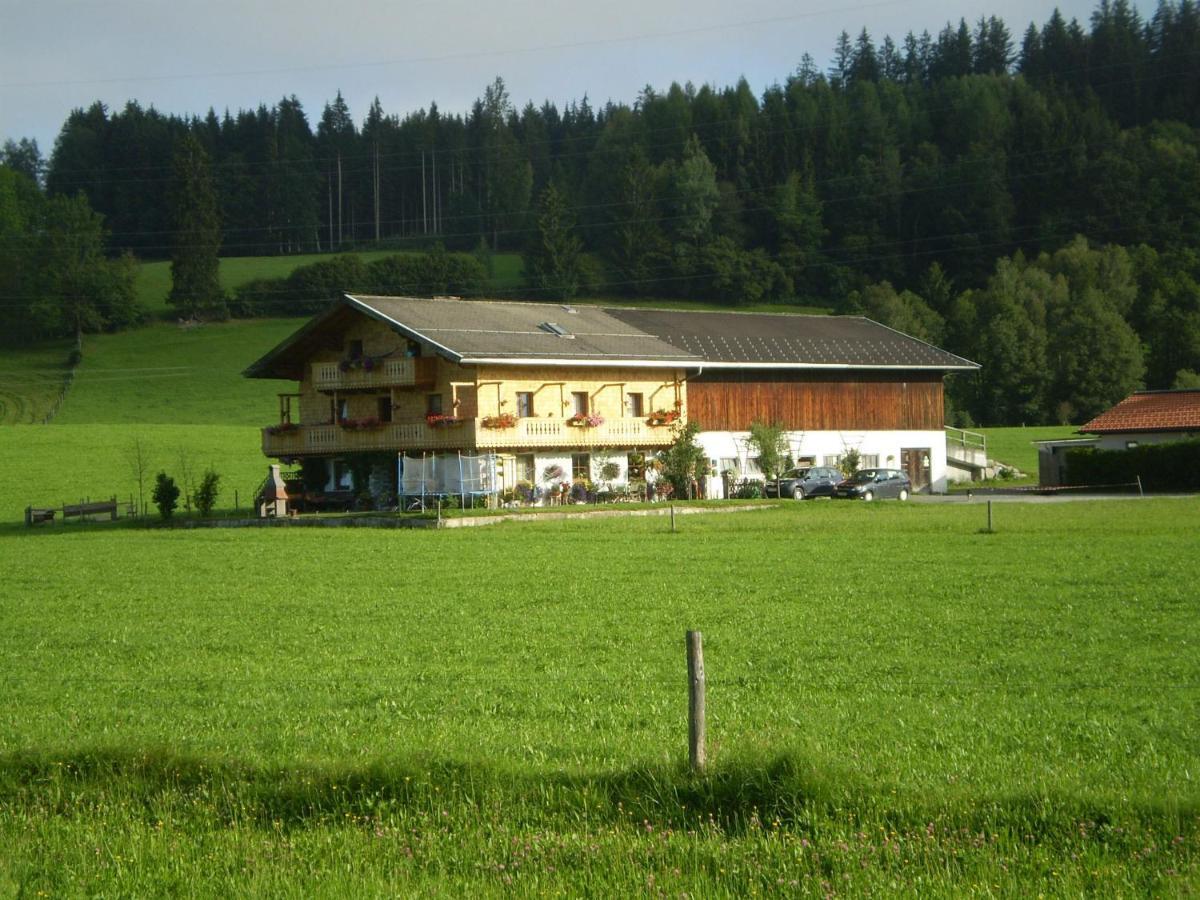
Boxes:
[244,295,979,502]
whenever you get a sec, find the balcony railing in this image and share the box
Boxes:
[310,357,435,391]
[262,416,678,456]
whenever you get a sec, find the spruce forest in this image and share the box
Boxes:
[3,0,1200,426]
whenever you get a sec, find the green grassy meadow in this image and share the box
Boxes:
[980,425,1079,475]
[0,256,1194,893]
[53,320,296,426]
[0,499,1197,894]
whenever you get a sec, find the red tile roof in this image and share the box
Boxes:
[1079,389,1200,434]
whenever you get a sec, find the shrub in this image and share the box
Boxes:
[840,448,862,477]
[1064,439,1200,491]
[193,469,220,516]
[152,472,180,520]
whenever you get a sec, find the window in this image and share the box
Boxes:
[331,459,353,490]
[1126,440,1139,449]
[405,339,422,358]
[334,398,350,421]
[860,454,879,469]
[377,396,392,423]
[625,392,644,417]
[719,457,739,475]
[823,454,842,468]
[517,392,535,418]
[518,454,536,483]
[347,339,363,359]
[571,453,590,481]
[571,392,589,416]
[426,393,443,415]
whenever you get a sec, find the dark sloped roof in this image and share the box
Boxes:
[244,295,979,378]
[1079,389,1200,434]
[349,295,700,363]
[605,307,977,369]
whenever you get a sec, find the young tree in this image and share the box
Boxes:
[747,420,790,480]
[168,134,225,319]
[193,469,221,517]
[175,447,199,513]
[660,421,708,499]
[152,472,180,520]
[123,436,151,517]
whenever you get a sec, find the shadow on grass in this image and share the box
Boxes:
[0,747,1192,846]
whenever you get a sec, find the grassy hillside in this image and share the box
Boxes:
[0,424,266,521]
[52,320,297,426]
[1,499,1196,893]
[0,340,76,424]
[980,425,1079,474]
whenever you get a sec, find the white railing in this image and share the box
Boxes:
[311,358,418,390]
[263,416,678,456]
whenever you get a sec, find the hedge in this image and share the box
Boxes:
[1064,438,1200,491]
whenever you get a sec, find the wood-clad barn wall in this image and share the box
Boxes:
[687,371,945,431]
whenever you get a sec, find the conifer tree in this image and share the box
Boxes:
[168,134,224,318]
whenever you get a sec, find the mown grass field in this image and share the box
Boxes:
[0,499,1197,894]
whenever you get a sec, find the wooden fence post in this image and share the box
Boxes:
[670,503,676,533]
[687,630,706,773]
[987,500,993,533]
[1136,475,1144,498]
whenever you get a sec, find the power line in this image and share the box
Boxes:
[0,0,915,91]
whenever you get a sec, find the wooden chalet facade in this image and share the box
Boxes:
[244,295,978,500]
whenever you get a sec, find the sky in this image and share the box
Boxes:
[1,0,1108,157]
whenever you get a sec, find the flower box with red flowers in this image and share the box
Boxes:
[480,412,518,429]
[338,416,383,431]
[265,422,300,436]
[647,409,680,426]
[425,414,465,428]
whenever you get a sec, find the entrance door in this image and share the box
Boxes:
[900,448,930,491]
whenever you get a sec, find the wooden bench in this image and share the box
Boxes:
[25,506,56,526]
[62,498,119,522]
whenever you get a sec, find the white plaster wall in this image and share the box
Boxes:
[1093,431,1197,450]
[696,430,951,494]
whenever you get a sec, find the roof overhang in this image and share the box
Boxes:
[460,357,976,371]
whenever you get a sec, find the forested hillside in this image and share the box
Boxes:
[3,0,1199,424]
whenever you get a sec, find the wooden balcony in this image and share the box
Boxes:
[310,357,435,392]
[262,417,678,457]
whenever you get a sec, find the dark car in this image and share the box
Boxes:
[832,468,912,501]
[763,466,843,500]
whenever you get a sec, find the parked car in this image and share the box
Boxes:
[832,468,912,501]
[763,466,843,500]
